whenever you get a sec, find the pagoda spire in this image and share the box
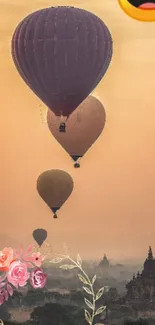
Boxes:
[148,246,153,260]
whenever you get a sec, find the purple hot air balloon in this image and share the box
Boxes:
[11,6,113,118]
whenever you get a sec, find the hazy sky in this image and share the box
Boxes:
[0,0,155,261]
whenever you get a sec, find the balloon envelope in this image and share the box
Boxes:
[33,228,47,246]
[47,96,106,164]
[11,6,113,117]
[37,170,74,217]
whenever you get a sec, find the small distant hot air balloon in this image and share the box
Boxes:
[47,96,106,167]
[11,6,112,127]
[37,170,74,218]
[33,228,47,247]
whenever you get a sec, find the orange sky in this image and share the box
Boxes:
[0,0,155,261]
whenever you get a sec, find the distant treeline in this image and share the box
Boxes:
[1,301,155,325]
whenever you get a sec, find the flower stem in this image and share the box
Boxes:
[57,254,96,325]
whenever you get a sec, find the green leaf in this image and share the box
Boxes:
[83,286,92,295]
[60,264,77,270]
[78,274,89,285]
[77,253,82,266]
[49,257,64,263]
[92,274,96,285]
[95,305,106,316]
[84,298,94,310]
[84,309,92,325]
[95,287,104,301]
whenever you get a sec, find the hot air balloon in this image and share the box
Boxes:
[11,6,112,127]
[33,228,47,247]
[47,96,106,167]
[37,170,74,218]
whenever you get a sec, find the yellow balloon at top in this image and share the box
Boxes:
[118,0,155,21]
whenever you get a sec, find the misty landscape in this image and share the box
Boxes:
[1,249,155,325]
[1,0,155,325]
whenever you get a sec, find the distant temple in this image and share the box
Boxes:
[126,246,155,301]
[98,254,110,268]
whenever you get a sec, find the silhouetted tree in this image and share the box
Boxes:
[67,308,87,325]
[124,318,149,325]
[70,290,85,307]
[31,302,79,325]
[106,287,119,301]
[23,289,45,306]
[0,304,11,321]
[11,290,23,307]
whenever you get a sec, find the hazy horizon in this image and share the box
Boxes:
[0,0,155,260]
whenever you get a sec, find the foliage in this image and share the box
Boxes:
[0,304,11,320]
[124,318,149,325]
[30,302,86,325]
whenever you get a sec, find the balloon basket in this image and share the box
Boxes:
[74,162,80,168]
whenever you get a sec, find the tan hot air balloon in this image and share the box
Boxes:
[47,96,106,168]
[37,170,74,218]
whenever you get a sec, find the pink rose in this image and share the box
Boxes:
[31,252,44,267]
[7,261,30,288]
[0,247,14,271]
[30,268,47,289]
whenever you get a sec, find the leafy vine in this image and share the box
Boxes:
[50,249,106,325]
